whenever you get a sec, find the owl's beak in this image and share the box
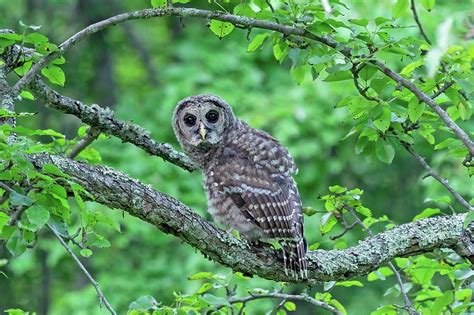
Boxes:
[198,122,207,140]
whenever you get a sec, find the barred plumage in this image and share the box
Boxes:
[173,94,307,278]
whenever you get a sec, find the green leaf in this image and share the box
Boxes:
[413,208,441,221]
[376,140,395,164]
[151,0,167,7]
[6,230,27,257]
[355,136,368,155]
[290,65,309,85]
[375,16,391,26]
[10,191,33,207]
[368,267,394,281]
[329,185,346,194]
[373,108,391,133]
[464,211,474,228]
[0,212,10,233]
[356,206,372,217]
[408,97,426,122]
[324,70,352,82]
[128,295,159,311]
[188,272,214,280]
[392,0,409,19]
[284,301,296,311]
[434,138,456,150]
[19,90,35,100]
[14,61,32,76]
[24,32,48,44]
[432,292,453,314]
[350,18,369,26]
[233,3,256,17]
[26,205,50,231]
[400,60,424,76]
[336,280,363,287]
[208,20,234,39]
[320,213,337,234]
[420,0,435,11]
[41,66,65,86]
[80,248,93,257]
[42,163,70,178]
[202,293,231,307]
[247,33,269,52]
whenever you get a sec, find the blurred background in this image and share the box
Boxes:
[0,0,472,314]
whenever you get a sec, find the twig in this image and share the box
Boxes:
[409,0,431,45]
[330,221,357,240]
[68,127,100,159]
[402,143,473,211]
[226,291,342,315]
[344,205,419,315]
[46,223,117,315]
[351,63,382,103]
[432,81,454,99]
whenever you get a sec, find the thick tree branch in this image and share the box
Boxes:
[28,153,473,284]
[27,76,197,171]
[7,6,472,155]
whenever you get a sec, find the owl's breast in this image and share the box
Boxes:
[203,173,265,241]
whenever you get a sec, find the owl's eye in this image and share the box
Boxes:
[205,110,219,123]
[184,114,196,127]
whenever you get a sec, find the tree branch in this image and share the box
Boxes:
[409,0,432,45]
[227,291,341,315]
[402,143,473,211]
[46,223,117,315]
[27,153,473,284]
[67,127,100,159]
[27,76,197,171]
[346,206,418,315]
[6,6,471,155]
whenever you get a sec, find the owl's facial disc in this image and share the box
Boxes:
[178,102,226,148]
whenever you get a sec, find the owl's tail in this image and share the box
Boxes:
[281,237,308,279]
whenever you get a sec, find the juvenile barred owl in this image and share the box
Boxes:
[172,94,307,278]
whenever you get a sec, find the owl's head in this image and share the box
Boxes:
[173,94,236,149]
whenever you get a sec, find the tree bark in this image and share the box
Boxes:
[29,153,473,284]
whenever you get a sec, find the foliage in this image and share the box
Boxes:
[0,0,473,314]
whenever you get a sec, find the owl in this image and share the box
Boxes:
[172,94,307,279]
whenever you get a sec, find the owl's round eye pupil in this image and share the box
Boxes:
[206,110,219,123]
[184,114,196,127]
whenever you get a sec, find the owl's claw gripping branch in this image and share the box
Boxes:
[28,153,473,284]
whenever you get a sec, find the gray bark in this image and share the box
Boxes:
[29,153,473,284]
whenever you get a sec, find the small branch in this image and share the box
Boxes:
[370,59,474,156]
[351,63,382,103]
[402,143,473,211]
[330,221,357,240]
[46,223,117,315]
[67,127,100,159]
[28,76,197,171]
[227,291,342,315]
[345,206,419,315]
[432,81,454,99]
[410,0,432,45]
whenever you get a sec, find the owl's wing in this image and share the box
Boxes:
[214,147,299,240]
